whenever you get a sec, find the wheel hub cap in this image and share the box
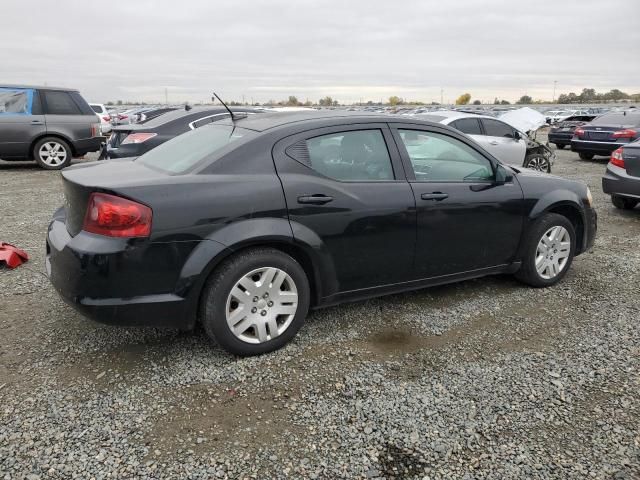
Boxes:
[39,142,67,166]
[225,267,298,344]
[535,226,570,279]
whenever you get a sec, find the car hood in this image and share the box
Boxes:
[499,107,547,133]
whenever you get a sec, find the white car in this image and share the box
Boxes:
[89,103,112,134]
[415,109,555,172]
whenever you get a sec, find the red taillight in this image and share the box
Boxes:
[83,193,152,238]
[612,129,636,139]
[90,124,99,137]
[121,133,157,145]
[610,147,625,169]
[574,127,585,138]
[118,114,128,120]
[102,115,111,122]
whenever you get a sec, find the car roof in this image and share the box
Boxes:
[0,84,79,92]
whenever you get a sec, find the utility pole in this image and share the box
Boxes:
[242,94,245,105]
[553,80,557,103]
[440,88,444,105]
[164,88,168,105]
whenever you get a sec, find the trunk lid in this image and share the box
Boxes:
[623,144,640,178]
[61,159,167,236]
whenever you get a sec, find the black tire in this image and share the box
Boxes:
[515,213,576,288]
[524,153,552,173]
[33,137,72,170]
[611,195,638,210]
[554,143,565,150]
[200,248,310,356]
[578,152,594,161]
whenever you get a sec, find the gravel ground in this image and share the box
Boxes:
[1,139,639,479]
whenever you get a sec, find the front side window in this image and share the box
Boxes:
[0,88,32,114]
[304,129,394,181]
[398,129,494,182]
[482,119,515,138]
[137,123,254,174]
[43,91,81,115]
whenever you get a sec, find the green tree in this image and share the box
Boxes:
[472,99,481,105]
[286,96,300,106]
[455,93,471,105]
[516,95,532,104]
[116,100,123,106]
[500,99,511,105]
[388,96,403,106]
[318,96,334,106]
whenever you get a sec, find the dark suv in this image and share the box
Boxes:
[0,85,102,169]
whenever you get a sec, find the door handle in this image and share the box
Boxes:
[297,194,334,205]
[31,120,44,125]
[420,192,448,201]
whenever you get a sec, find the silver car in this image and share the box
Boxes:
[416,110,554,172]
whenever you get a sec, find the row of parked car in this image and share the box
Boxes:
[0,83,638,212]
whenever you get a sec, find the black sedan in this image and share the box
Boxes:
[571,111,640,160]
[548,114,598,150]
[47,111,597,356]
[102,106,260,159]
[602,140,640,210]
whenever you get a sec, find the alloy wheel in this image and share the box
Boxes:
[526,155,550,172]
[225,267,298,344]
[535,226,571,279]
[39,142,68,167]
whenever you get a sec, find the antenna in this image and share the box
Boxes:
[212,92,247,121]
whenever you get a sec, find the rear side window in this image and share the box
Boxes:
[304,130,394,181]
[0,88,33,114]
[43,91,81,115]
[137,123,255,174]
[482,119,515,138]
[90,105,104,114]
[452,118,482,135]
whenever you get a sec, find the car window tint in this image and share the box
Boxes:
[0,88,31,114]
[452,118,482,135]
[482,119,514,138]
[137,123,255,174]
[43,91,81,115]
[305,130,394,181]
[398,129,494,182]
[91,105,103,114]
[591,112,640,126]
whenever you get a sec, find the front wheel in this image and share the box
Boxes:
[611,195,638,210]
[33,137,72,170]
[515,213,576,288]
[578,152,594,160]
[554,143,565,150]
[200,248,310,356]
[524,153,551,173]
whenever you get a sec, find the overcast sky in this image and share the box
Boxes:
[2,0,639,104]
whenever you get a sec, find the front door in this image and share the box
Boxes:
[392,125,524,279]
[478,118,526,165]
[0,88,46,159]
[273,124,416,295]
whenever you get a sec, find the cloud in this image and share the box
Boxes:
[1,0,638,103]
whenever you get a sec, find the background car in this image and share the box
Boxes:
[102,106,260,159]
[0,84,102,169]
[89,103,112,134]
[47,111,596,356]
[548,114,598,149]
[571,111,640,160]
[602,139,640,210]
[418,110,554,172]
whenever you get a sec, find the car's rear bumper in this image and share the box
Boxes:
[602,164,640,199]
[570,139,624,156]
[45,210,217,329]
[548,132,573,144]
[73,136,104,156]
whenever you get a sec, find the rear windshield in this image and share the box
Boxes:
[591,112,640,126]
[137,123,255,174]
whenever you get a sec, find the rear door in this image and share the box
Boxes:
[273,124,416,294]
[0,87,46,159]
[391,124,524,279]
[478,118,526,165]
[42,90,97,143]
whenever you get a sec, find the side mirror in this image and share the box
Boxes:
[495,164,514,184]
[513,130,521,140]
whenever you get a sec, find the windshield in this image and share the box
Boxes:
[591,112,640,127]
[137,123,255,174]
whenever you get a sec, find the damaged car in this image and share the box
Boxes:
[416,107,555,172]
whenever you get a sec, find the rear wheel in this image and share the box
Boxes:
[515,213,576,288]
[524,153,551,173]
[611,195,638,210]
[554,143,566,150]
[578,152,594,160]
[33,137,72,170]
[200,248,310,356]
